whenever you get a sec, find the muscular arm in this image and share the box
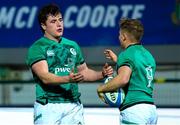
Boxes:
[97,66,132,92]
[32,60,83,85]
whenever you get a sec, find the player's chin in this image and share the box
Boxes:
[55,32,63,37]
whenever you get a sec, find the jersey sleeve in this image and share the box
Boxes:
[116,53,134,71]
[26,45,46,67]
[74,43,85,66]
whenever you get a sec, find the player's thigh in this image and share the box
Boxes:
[34,102,61,124]
[61,102,85,125]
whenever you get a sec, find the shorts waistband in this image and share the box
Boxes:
[120,101,154,111]
[36,99,81,105]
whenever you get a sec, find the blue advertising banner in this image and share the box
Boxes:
[0,0,179,47]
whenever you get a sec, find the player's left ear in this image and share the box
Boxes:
[41,23,46,31]
[121,33,126,42]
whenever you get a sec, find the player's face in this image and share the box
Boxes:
[42,13,64,40]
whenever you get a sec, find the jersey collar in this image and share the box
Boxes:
[126,43,141,49]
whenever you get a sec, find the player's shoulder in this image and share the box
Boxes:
[61,37,79,47]
[28,37,48,53]
[123,44,142,57]
[30,37,46,47]
[34,37,51,46]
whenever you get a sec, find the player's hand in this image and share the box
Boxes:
[97,86,106,103]
[104,49,117,62]
[102,63,113,78]
[69,69,84,83]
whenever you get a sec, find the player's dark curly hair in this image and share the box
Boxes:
[38,4,61,33]
[120,18,144,42]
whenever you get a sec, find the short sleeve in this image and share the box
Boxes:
[116,53,134,71]
[75,43,85,66]
[26,45,46,67]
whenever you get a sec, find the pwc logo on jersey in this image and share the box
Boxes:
[55,67,71,74]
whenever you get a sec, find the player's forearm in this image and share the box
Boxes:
[39,72,70,85]
[83,69,103,81]
[98,75,126,92]
[98,79,119,93]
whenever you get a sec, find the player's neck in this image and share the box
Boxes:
[44,34,61,43]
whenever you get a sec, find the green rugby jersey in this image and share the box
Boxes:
[26,37,84,103]
[117,44,156,110]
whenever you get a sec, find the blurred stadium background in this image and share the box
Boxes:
[0,0,180,124]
